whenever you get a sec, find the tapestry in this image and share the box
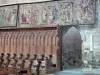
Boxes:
[19,4,41,26]
[74,0,96,24]
[46,1,59,25]
[0,5,18,27]
[18,0,95,26]
[58,1,73,25]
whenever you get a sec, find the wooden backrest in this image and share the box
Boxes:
[0,26,60,74]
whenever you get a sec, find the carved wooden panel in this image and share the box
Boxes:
[40,31,45,55]
[5,32,10,53]
[53,30,58,55]
[30,31,36,55]
[23,31,30,54]
[0,32,5,53]
[16,31,23,54]
[0,26,58,56]
[10,32,17,53]
[0,26,60,73]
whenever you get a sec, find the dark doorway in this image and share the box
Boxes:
[62,26,82,69]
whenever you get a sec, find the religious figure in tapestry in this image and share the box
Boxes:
[58,1,73,25]
[46,1,59,25]
[74,0,95,24]
[19,4,41,26]
[0,5,18,27]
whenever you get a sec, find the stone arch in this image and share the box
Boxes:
[62,26,83,69]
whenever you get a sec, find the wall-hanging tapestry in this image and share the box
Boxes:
[58,1,73,25]
[19,4,41,26]
[0,5,18,27]
[18,0,95,26]
[74,0,96,24]
[0,0,96,27]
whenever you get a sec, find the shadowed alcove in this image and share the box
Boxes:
[62,26,83,69]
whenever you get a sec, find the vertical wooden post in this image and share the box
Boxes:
[0,33,3,53]
[4,32,10,53]
[57,26,63,71]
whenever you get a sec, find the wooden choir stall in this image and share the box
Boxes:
[0,26,61,75]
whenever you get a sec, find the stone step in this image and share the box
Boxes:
[53,68,100,75]
[46,74,54,75]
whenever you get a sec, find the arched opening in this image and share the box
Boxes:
[62,26,82,69]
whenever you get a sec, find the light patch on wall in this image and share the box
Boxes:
[0,0,51,6]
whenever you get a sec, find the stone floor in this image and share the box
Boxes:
[52,68,100,75]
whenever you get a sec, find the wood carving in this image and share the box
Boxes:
[0,26,59,75]
[0,33,3,53]
[29,32,36,55]
[23,31,30,54]
[10,32,16,53]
